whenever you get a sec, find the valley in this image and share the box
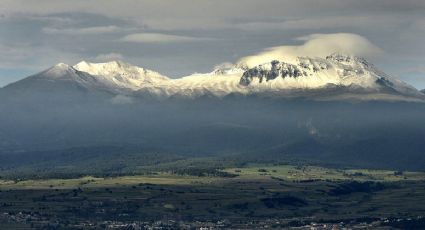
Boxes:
[2,1,425,229]
[1,164,425,229]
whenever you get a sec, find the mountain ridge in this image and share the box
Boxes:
[1,56,425,172]
[2,53,424,101]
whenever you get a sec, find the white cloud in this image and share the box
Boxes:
[111,95,133,104]
[237,33,382,67]
[3,0,424,30]
[233,16,403,31]
[94,53,124,62]
[213,62,234,70]
[42,26,121,35]
[0,14,76,27]
[120,33,212,43]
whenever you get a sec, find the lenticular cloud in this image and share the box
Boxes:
[237,33,382,68]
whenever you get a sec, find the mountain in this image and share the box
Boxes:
[1,54,425,175]
[142,53,422,100]
[4,63,91,91]
[421,89,425,94]
[148,53,421,101]
[73,60,170,93]
[239,54,419,97]
[2,53,422,101]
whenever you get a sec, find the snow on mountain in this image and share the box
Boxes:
[239,53,418,95]
[162,65,247,97]
[8,62,97,89]
[34,62,90,82]
[4,54,423,101]
[73,60,170,92]
[41,63,77,79]
[163,53,421,99]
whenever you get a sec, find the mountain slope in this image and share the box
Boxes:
[238,54,420,99]
[162,66,246,98]
[132,53,423,100]
[73,60,170,92]
[1,54,423,102]
[1,63,95,100]
[0,57,425,172]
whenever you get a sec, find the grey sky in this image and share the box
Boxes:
[0,0,424,88]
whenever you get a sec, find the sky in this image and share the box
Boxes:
[0,0,425,89]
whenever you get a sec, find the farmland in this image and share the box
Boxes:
[1,165,425,229]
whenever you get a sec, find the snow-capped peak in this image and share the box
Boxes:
[11,55,423,101]
[73,60,170,91]
[42,63,76,78]
[74,60,131,75]
[237,54,420,97]
[211,63,246,75]
[326,53,363,63]
[74,60,168,81]
[55,62,70,68]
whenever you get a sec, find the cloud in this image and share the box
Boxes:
[232,15,403,31]
[305,118,319,136]
[2,0,424,30]
[111,95,134,104]
[120,33,212,43]
[42,25,121,35]
[0,43,79,69]
[237,33,382,67]
[404,66,425,74]
[0,14,76,27]
[213,62,234,70]
[94,53,124,62]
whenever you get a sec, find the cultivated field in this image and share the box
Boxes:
[1,165,425,229]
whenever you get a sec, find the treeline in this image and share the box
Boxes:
[168,168,237,177]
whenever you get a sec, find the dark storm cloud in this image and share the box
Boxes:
[0,0,424,88]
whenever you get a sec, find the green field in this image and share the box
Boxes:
[1,165,425,229]
[225,165,425,181]
[2,165,423,189]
